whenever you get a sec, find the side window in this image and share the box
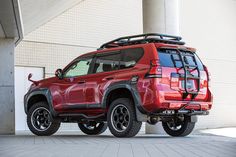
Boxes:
[93,52,121,73]
[120,48,144,69]
[64,58,92,77]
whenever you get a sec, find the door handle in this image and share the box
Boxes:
[103,77,114,81]
[78,80,86,84]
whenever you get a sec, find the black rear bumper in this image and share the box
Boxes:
[152,109,209,117]
[177,109,209,116]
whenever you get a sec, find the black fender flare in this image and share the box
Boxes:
[24,88,57,116]
[101,81,149,121]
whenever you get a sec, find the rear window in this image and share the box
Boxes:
[92,48,144,74]
[93,52,121,73]
[120,48,144,69]
[157,49,204,70]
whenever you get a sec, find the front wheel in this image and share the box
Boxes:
[78,122,107,135]
[27,101,60,136]
[162,116,195,137]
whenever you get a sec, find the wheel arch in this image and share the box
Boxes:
[102,82,148,121]
[27,94,47,111]
[24,88,57,116]
[105,87,135,108]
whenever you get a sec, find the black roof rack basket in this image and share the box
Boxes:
[98,33,185,50]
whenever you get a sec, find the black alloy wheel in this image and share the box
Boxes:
[107,98,142,137]
[78,121,107,135]
[27,101,60,136]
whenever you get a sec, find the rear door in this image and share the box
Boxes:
[157,48,208,101]
[83,51,121,105]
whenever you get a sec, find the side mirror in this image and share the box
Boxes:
[28,73,38,85]
[28,73,33,81]
[55,69,63,79]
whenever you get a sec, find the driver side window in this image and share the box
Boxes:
[64,58,92,78]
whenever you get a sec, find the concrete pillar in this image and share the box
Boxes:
[0,38,15,134]
[143,0,180,134]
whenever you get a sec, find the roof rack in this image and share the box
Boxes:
[98,33,185,50]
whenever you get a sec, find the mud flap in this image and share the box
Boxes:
[186,115,198,123]
[135,107,148,122]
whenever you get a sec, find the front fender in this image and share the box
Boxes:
[24,88,57,116]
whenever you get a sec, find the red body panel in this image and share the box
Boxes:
[30,43,212,115]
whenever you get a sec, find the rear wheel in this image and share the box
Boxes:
[162,116,195,137]
[27,101,60,136]
[78,122,107,135]
[107,98,142,137]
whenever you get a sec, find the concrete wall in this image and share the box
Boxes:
[143,0,180,134]
[143,0,179,35]
[0,39,15,134]
[180,0,236,128]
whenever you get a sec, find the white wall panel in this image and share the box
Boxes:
[16,0,142,77]
[15,66,44,131]
[15,41,94,77]
[24,0,143,48]
[180,0,236,128]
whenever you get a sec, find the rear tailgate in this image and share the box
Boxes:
[157,48,208,101]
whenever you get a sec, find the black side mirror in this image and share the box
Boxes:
[28,73,33,81]
[55,69,63,79]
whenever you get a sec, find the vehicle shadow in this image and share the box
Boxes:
[53,134,172,139]
[13,133,174,139]
[14,131,206,139]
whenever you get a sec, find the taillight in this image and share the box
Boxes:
[146,59,162,78]
[203,65,211,87]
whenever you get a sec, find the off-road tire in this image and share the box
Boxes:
[107,98,142,137]
[27,101,60,136]
[78,122,107,135]
[162,116,195,137]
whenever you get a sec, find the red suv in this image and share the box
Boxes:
[24,33,212,137]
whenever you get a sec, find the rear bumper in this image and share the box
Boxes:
[155,101,211,116]
[163,101,212,110]
[177,109,209,116]
[152,109,209,117]
[139,100,212,116]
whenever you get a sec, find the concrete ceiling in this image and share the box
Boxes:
[0,0,23,43]
[0,0,83,44]
[20,0,83,35]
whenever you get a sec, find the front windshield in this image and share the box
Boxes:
[63,58,92,77]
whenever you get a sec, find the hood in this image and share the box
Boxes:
[37,77,57,86]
